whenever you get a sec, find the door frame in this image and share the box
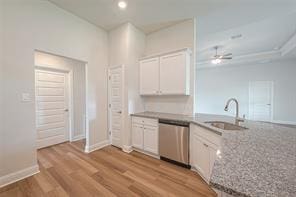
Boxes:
[108,65,125,148]
[248,81,274,122]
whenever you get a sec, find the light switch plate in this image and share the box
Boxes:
[21,93,31,102]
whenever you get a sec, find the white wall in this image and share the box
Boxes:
[196,59,296,124]
[108,23,146,149]
[1,0,108,181]
[35,51,86,140]
[143,19,196,115]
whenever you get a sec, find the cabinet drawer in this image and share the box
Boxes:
[132,117,158,127]
[190,124,221,147]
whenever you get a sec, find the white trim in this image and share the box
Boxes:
[122,145,133,153]
[281,32,296,57]
[140,47,192,61]
[132,148,160,159]
[197,50,281,69]
[272,120,296,126]
[85,63,90,153]
[84,140,110,153]
[71,134,86,142]
[0,165,39,188]
[69,70,74,142]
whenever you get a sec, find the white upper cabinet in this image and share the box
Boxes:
[139,57,160,95]
[139,49,190,96]
[159,51,190,95]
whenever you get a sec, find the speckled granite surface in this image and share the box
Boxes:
[131,112,296,197]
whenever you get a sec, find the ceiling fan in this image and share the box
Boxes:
[211,46,232,64]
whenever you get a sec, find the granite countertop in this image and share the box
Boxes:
[131,111,296,197]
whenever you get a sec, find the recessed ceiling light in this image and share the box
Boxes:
[118,1,127,10]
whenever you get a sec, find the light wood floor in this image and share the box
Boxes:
[0,141,217,197]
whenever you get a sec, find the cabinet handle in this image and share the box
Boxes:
[203,143,209,147]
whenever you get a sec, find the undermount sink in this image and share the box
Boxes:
[205,121,247,131]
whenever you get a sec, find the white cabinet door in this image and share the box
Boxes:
[143,126,158,154]
[132,123,144,149]
[192,134,211,180]
[140,57,159,95]
[159,51,190,95]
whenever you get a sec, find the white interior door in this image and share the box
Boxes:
[35,69,70,149]
[108,66,123,148]
[249,81,273,122]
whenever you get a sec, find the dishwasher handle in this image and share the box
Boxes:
[159,119,189,127]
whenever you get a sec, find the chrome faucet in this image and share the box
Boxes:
[224,98,244,125]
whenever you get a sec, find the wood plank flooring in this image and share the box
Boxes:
[0,141,217,197]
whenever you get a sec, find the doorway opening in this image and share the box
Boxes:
[34,51,88,152]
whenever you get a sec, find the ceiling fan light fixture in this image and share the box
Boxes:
[211,58,222,65]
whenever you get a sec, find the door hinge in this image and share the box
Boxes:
[108,76,111,80]
[109,131,111,135]
[109,104,111,108]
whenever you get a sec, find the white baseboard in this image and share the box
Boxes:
[0,165,39,188]
[132,148,160,159]
[272,120,296,125]
[84,140,110,153]
[71,134,85,142]
[122,145,133,153]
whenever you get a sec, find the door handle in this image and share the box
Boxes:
[203,143,209,147]
[64,109,69,112]
[117,111,122,114]
[267,104,271,106]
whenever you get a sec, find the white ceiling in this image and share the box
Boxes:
[48,0,296,64]
[197,11,296,61]
[49,0,296,34]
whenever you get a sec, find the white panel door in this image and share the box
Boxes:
[249,81,273,122]
[132,123,144,149]
[139,57,160,95]
[159,51,190,95]
[35,69,69,149]
[143,125,158,154]
[109,67,123,148]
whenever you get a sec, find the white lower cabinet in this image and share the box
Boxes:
[132,117,159,155]
[132,123,144,149]
[143,126,159,154]
[190,124,221,182]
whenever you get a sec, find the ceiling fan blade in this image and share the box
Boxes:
[222,53,232,57]
[221,57,232,60]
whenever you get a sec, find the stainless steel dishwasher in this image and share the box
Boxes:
[159,119,190,168]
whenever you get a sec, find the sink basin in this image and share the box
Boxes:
[205,121,247,130]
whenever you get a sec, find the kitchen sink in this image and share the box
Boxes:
[205,121,247,130]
